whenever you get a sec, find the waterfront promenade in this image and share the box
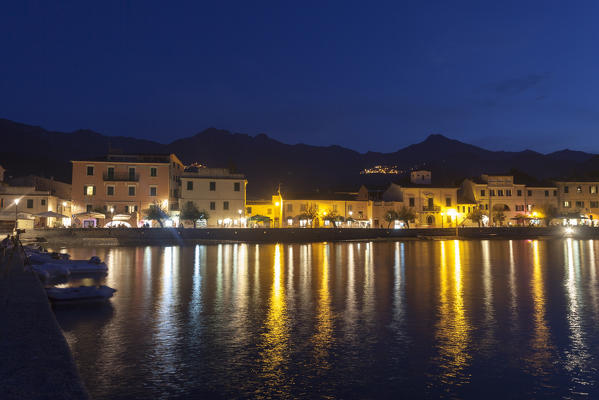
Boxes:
[13,225,597,247]
[0,251,88,400]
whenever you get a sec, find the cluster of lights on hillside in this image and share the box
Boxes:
[360,165,400,175]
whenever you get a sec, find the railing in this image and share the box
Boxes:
[422,205,441,212]
[103,172,139,182]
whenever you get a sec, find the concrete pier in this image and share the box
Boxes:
[0,252,88,399]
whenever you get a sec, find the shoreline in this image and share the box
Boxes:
[16,226,596,247]
[0,252,88,399]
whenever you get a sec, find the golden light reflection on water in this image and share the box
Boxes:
[259,244,290,395]
[525,240,553,377]
[312,244,333,372]
[434,240,470,386]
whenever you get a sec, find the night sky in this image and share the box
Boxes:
[2,1,598,153]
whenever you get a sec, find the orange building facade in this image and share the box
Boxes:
[71,154,183,227]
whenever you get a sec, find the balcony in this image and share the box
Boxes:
[103,172,139,182]
[422,205,440,212]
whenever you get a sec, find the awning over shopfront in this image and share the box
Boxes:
[248,215,271,222]
[0,212,34,221]
[73,212,106,219]
[35,211,68,218]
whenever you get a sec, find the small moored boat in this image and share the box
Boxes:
[46,285,117,304]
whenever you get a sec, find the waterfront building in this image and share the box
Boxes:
[555,180,599,226]
[0,184,71,230]
[460,174,558,226]
[71,153,183,227]
[366,183,459,228]
[179,167,247,227]
[246,190,369,228]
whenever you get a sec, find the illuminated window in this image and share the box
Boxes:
[591,185,598,194]
[85,185,96,196]
[577,186,582,193]
[563,201,571,208]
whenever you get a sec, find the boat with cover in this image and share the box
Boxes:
[46,285,117,303]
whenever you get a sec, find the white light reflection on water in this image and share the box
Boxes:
[564,239,593,395]
[152,246,179,381]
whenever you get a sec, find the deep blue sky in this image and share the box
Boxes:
[2,1,599,153]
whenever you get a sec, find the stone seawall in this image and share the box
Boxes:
[0,253,88,399]
[19,226,597,247]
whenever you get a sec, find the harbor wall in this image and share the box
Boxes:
[0,253,88,400]
[17,226,598,246]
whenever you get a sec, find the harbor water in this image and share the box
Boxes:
[54,239,599,399]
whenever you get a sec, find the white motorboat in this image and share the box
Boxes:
[28,252,108,275]
[46,285,117,303]
[32,263,71,279]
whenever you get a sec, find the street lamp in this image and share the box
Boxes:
[447,208,458,237]
[13,198,20,230]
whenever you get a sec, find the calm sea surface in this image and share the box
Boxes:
[53,240,599,399]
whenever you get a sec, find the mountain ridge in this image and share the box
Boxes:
[0,118,597,197]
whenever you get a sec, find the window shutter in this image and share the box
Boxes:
[84,186,87,195]
[93,186,96,195]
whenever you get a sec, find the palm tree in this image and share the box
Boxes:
[180,201,206,227]
[534,203,558,226]
[398,206,416,228]
[145,202,168,227]
[302,204,319,227]
[493,210,506,226]
[467,208,484,227]
[384,210,399,228]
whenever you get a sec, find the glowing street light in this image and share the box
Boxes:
[13,198,20,230]
[446,208,458,236]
